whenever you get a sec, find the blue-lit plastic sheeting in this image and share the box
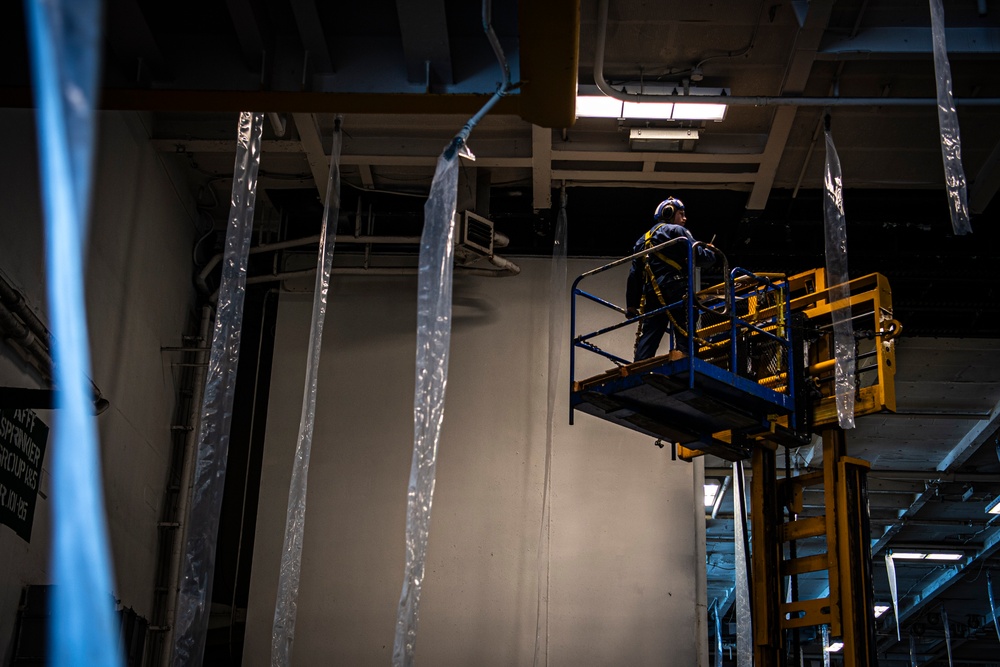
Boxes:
[822,624,831,667]
[532,187,568,667]
[929,0,972,236]
[25,1,123,665]
[887,552,901,641]
[989,571,1000,640]
[732,460,752,667]
[392,148,460,667]
[271,117,343,666]
[713,604,723,667]
[823,128,856,430]
[172,111,263,667]
[943,607,954,667]
[909,632,918,667]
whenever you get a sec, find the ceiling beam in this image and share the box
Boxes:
[532,124,553,211]
[289,0,335,74]
[104,0,170,83]
[292,113,331,205]
[877,525,1000,652]
[747,0,834,210]
[224,0,270,70]
[394,0,453,86]
[970,140,1000,215]
[817,27,1000,59]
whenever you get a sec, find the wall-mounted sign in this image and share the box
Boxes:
[1,408,49,542]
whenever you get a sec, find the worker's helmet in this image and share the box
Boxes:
[654,197,685,222]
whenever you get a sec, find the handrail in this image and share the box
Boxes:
[570,238,798,426]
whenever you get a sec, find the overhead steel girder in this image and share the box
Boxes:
[395,0,453,85]
[817,27,1000,59]
[876,521,1000,648]
[870,396,1000,557]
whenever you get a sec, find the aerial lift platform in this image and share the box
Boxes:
[569,239,900,666]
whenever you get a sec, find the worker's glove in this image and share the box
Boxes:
[626,307,639,319]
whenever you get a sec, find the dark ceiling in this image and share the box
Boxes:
[4,0,1000,665]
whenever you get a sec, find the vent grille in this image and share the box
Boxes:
[458,211,494,256]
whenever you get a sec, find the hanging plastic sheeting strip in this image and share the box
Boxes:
[822,624,831,667]
[25,1,123,665]
[172,111,264,667]
[732,460,752,667]
[887,552,901,641]
[393,1,511,663]
[823,123,856,430]
[989,571,1000,641]
[392,148,461,667]
[713,603,724,667]
[909,632,918,667]
[943,607,954,667]
[532,186,568,667]
[929,0,972,236]
[271,116,344,666]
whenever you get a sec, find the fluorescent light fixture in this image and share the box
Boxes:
[890,551,964,561]
[673,102,728,121]
[825,641,844,652]
[622,100,675,120]
[704,480,721,507]
[576,84,729,121]
[874,605,890,618]
[987,495,1000,514]
[630,128,700,141]
[575,95,623,118]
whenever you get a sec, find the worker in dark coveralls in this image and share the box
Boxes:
[625,197,717,361]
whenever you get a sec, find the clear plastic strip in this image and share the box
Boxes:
[989,571,999,639]
[25,1,123,665]
[271,117,343,666]
[392,149,460,667]
[732,460,752,667]
[943,606,953,667]
[909,632,918,667]
[533,188,568,667]
[887,552,901,641]
[714,604,723,667]
[824,128,856,430]
[822,624,831,667]
[929,0,972,236]
[172,111,264,666]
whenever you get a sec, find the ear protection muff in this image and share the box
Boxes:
[653,197,685,222]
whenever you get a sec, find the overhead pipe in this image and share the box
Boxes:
[593,0,1000,108]
[195,231,512,294]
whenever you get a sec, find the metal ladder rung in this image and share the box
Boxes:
[779,515,826,542]
[781,552,829,576]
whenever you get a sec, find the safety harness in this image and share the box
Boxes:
[634,223,708,355]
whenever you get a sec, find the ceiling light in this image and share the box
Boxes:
[825,641,844,652]
[704,480,721,507]
[874,605,890,618]
[576,84,729,122]
[986,495,1000,514]
[890,551,964,561]
[575,95,623,118]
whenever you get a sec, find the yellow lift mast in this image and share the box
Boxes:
[569,244,900,666]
